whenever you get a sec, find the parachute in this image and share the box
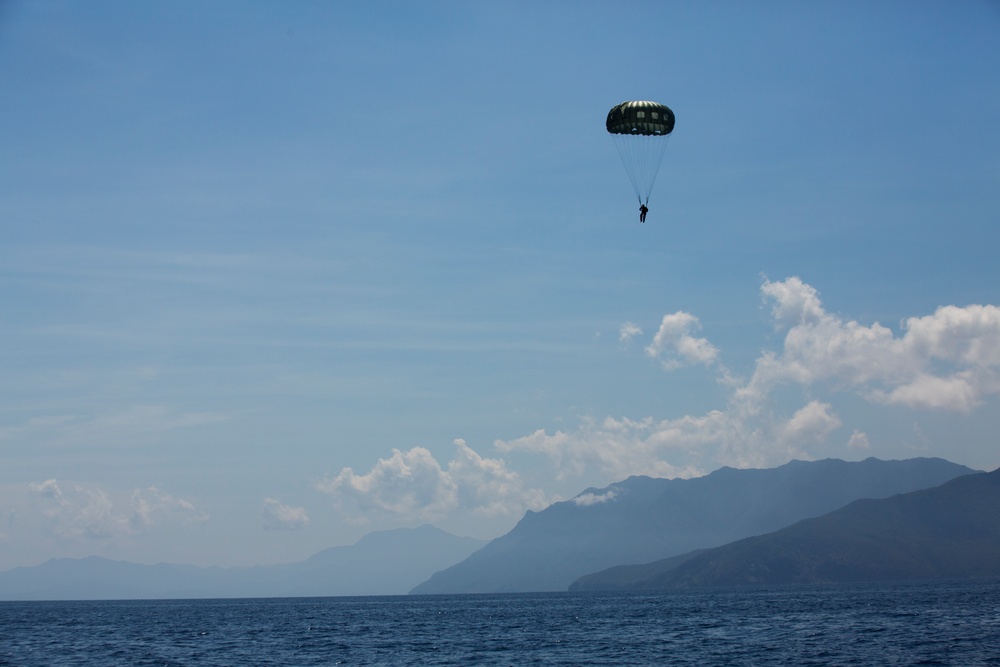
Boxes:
[606,100,675,206]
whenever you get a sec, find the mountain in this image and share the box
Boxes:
[0,524,485,601]
[264,524,487,597]
[571,467,1000,590]
[410,458,976,594]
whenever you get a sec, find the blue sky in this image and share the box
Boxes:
[2,1,999,570]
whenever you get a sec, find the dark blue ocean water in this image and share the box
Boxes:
[1,580,998,666]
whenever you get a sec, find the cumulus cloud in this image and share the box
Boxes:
[317,447,455,520]
[750,277,1000,412]
[644,312,720,370]
[848,430,871,450]
[29,479,123,539]
[499,276,1000,482]
[28,479,207,540]
[496,415,724,481]
[324,276,1000,526]
[494,395,803,481]
[262,498,309,531]
[761,275,826,326]
[775,401,841,457]
[316,440,549,523]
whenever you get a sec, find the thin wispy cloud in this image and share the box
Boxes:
[618,322,642,344]
[573,489,618,506]
[4,406,230,449]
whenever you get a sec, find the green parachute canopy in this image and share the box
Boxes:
[606,100,675,205]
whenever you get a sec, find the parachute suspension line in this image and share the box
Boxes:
[611,133,672,205]
[611,133,644,204]
[642,133,671,205]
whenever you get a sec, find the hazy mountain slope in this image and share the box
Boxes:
[571,467,1000,590]
[264,524,488,597]
[0,525,485,601]
[410,458,976,594]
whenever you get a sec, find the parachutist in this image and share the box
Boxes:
[607,100,674,219]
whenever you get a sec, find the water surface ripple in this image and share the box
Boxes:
[1,580,998,666]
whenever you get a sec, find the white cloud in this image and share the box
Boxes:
[28,479,207,541]
[447,439,548,517]
[496,415,722,481]
[322,276,1000,526]
[761,275,826,326]
[130,487,206,533]
[29,479,123,539]
[751,278,1000,412]
[494,402,824,482]
[848,430,870,450]
[497,276,1000,483]
[316,440,549,524]
[573,489,618,506]
[317,447,455,520]
[775,401,841,456]
[28,479,63,502]
[902,304,1000,367]
[619,321,642,343]
[876,372,979,412]
[262,498,309,531]
[644,311,720,370]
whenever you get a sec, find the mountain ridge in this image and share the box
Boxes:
[0,524,485,601]
[410,457,977,594]
[571,466,1000,590]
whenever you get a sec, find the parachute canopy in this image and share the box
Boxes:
[606,100,674,205]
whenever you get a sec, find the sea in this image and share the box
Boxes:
[1,580,998,666]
